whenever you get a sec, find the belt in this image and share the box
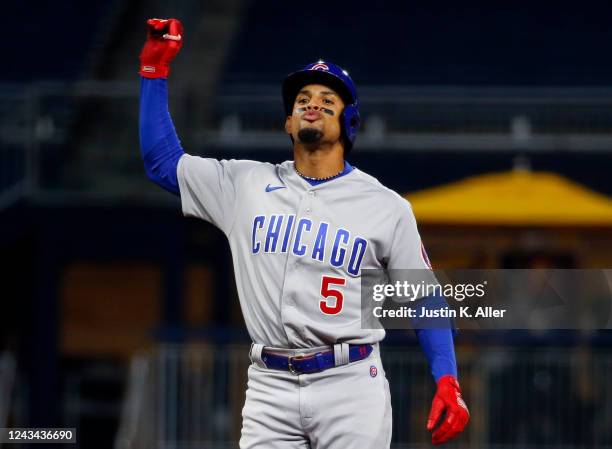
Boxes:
[261,344,373,375]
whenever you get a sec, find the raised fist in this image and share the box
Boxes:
[139,18,183,78]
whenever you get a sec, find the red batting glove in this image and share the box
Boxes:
[139,18,184,78]
[426,375,470,445]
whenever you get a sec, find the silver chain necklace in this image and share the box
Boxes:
[294,163,344,181]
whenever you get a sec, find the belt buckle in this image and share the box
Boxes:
[287,354,306,375]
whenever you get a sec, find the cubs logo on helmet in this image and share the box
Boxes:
[310,63,329,71]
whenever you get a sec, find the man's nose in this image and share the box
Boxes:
[306,103,320,110]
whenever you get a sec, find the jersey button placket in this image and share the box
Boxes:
[305,190,315,214]
[279,189,313,343]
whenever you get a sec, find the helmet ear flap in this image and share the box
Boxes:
[341,105,361,151]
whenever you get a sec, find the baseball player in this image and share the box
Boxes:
[139,18,469,448]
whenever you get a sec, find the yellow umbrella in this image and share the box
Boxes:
[404,170,612,226]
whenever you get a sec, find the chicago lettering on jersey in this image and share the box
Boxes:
[251,214,368,277]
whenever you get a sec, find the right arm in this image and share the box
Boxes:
[139,77,183,195]
[138,18,184,195]
[137,18,249,234]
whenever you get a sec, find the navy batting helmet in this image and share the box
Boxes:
[282,60,361,151]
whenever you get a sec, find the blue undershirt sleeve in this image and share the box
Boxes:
[408,292,458,382]
[139,77,184,195]
[415,327,458,382]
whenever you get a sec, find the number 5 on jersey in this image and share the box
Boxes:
[320,275,346,315]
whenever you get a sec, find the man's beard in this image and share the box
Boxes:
[298,128,323,145]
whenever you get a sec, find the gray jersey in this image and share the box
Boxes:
[177,155,430,348]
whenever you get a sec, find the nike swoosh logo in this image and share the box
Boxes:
[265,184,286,192]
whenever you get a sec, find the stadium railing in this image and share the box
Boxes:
[115,344,612,449]
[0,86,31,209]
[0,353,16,432]
[3,82,612,208]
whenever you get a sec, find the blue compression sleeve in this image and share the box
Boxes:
[409,293,458,381]
[139,77,184,195]
[415,328,458,382]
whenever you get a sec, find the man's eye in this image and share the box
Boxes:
[297,98,308,104]
[323,98,334,105]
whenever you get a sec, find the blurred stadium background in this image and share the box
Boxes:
[2,0,612,448]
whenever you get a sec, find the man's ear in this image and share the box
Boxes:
[284,116,292,135]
